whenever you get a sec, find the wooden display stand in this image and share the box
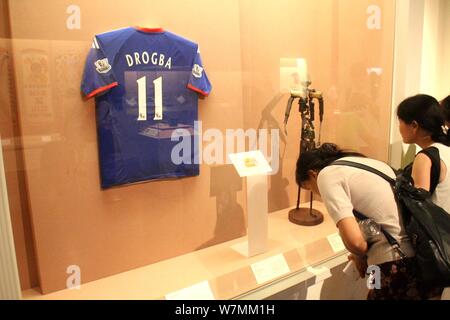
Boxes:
[289,191,324,226]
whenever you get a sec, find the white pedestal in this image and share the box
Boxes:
[229,150,271,258]
[231,174,268,257]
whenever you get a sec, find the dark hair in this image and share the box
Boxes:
[295,143,366,186]
[397,94,450,146]
[441,95,450,123]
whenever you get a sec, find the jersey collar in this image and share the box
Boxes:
[134,26,165,33]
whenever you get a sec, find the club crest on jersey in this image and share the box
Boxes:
[192,64,203,78]
[94,58,112,74]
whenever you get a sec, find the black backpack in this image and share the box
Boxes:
[332,158,450,288]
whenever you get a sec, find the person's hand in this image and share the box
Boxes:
[348,254,368,278]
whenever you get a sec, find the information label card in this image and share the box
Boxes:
[327,233,346,253]
[165,281,215,300]
[251,254,290,285]
[228,150,272,177]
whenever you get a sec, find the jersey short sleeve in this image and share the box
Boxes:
[317,167,355,225]
[187,47,212,97]
[81,36,119,99]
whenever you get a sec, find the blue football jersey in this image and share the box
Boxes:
[81,27,211,188]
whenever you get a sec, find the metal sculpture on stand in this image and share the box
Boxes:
[284,79,324,226]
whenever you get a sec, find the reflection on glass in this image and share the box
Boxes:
[279,58,308,95]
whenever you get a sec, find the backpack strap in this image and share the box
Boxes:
[332,160,396,185]
[417,146,441,194]
[332,160,407,259]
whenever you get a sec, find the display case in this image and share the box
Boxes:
[22,202,366,300]
[0,0,396,297]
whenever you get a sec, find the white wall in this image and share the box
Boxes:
[389,0,424,168]
[0,135,22,300]
[436,0,450,100]
[421,0,450,100]
[389,0,450,168]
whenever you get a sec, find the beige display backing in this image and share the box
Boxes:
[22,202,342,300]
[0,0,395,293]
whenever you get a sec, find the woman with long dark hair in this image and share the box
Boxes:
[397,94,450,299]
[296,143,443,299]
[397,94,450,212]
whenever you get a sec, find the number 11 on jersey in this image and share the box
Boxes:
[137,76,163,121]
